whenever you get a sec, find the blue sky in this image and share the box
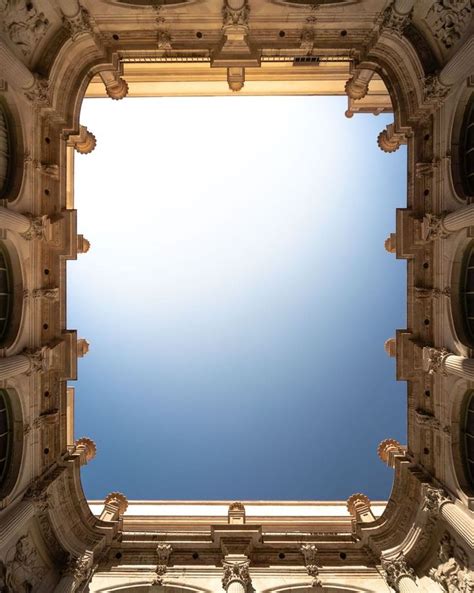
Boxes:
[69,96,406,501]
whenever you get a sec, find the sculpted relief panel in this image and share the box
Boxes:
[425,0,473,49]
[0,534,48,592]
[0,0,50,57]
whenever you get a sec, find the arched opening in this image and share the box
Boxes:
[0,98,23,202]
[462,391,474,489]
[0,388,23,500]
[451,90,474,201]
[0,240,23,349]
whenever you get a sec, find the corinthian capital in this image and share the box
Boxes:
[222,560,251,590]
[422,347,450,376]
[421,213,449,241]
[423,485,451,515]
[381,555,416,591]
[20,215,46,241]
[63,550,94,583]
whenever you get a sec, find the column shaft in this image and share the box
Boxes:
[0,41,36,91]
[227,582,246,593]
[0,500,36,547]
[0,207,32,234]
[440,503,474,549]
[439,37,474,87]
[398,576,419,593]
[444,354,474,381]
[54,575,76,593]
[57,0,81,18]
[443,204,474,233]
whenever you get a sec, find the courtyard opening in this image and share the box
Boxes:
[69,95,406,501]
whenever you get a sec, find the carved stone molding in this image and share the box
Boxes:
[152,543,173,585]
[422,347,450,376]
[74,437,97,463]
[421,213,450,241]
[222,559,251,590]
[414,286,451,300]
[430,533,474,592]
[422,485,451,515]
[1,0,50,57]
[381,1,413,36]
[63,6,92,40]
[300,544,322,587]
[381,555,416,591]
[63,550,94,584]
[157,30,172,50]
[415,408,441,430]
[425,0,473,49]
[31,287,60,301]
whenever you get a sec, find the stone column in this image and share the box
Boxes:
[0,350,48,380]
[98,70,128,100]
[424,486,474,549]
[74,437,96,466]
[439,36,474,88]
[347,493,375,523]
[54,551,94,593]
[0,500,36,547]
[423,347,474,382]
[378,439,406,468]
[382,556,419,592]
[99,492,128,522]
[422,205,474,240]
[345,69,375,100]
[222,558,251,593]
[377,123,406,153]
[0,40,36,91]
[0,206,46,239]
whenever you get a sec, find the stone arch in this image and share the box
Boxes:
[0,238,24,351]
[449,381,474,502]
[449,236,474,354]
[262,584,379,593]
[92,582,213,593]
[451,86,474,201]
[0,388,24,503]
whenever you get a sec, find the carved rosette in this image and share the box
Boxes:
[152,544,173,585]
[422,347,450,376]
[346,493,371,517]
[377,128,402,153]
[222,560,251,591]
[75,437,97,463]
[381,555,416,591]
[301,544,322,587]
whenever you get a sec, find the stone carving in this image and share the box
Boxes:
[222,0,249,28]
[300,28,315,52]
[63,550,94,584]
[301,544,322,587]
[422,347,450,376]
[23,76,50,105]
[414,286,451,299]
[423,484,451,514]
[415,408,441,429]
[2,534,47,592]
[222,559,251,590]
[157,30,172,49]
[381,2,412,36]
[415,161,438,177]
[426,0,473,48]
[104,491,129,515]
[31,287,60,301]
[75,437,97,462]
[423,74,451,102]
[20,214,45,240]
[152,543,172,585]
[1,0,50,57]
[24,347,49,374]
[381,555,416,591]
[430,533,474,592]
[63,6,91,40]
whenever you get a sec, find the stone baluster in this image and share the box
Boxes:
[424,486,474,549]
[0,500,37,547]
[382,556,420,592]
[54,551,94,593]
[99,492,128,522]
[422,205,474,240]
[345,69,375,100]
[377,439,406,468]
[378,123,406,153]
[423,347,474,382]
[222,557,252,593]
[347,493,375,523]
[0,350,48,380]
[439,36,474,88]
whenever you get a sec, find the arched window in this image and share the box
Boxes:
[460,244,474,343]
[460,94,474,197]
[0,105,9,197]
[0,390,12,487]
[463,392,474,487]
[0,243,12,342]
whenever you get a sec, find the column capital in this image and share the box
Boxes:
[422,347,450,375]
[74,437,96,464]
[377,438,405,467]
[381,1,413,36]
[423,74,450,104]
[421,213,449,241]
[24,347,51,374]
[381,555,416,591]
[152,543,173,585]
[63,6,92,40]
[300,544,322,587]
[19,214,47,241]
[422,484,451,515]
[222,558,251,590]
[62,550,94,583]
[104,491,128,516]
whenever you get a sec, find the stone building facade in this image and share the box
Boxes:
[0,0,473,591]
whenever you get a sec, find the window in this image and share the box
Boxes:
[0,390,12,486]
[0,105,9,197]
[461,244,474,343]
[460,94,474,197]
[0,244,12,342]
[463,392,474,487]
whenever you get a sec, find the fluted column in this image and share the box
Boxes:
[345,69,375,100]
[222,557,251,593]
[422,205,474,240]
[54,551,94,593]
[439,36,474,87]
[0,351,48,380]
[347,493,375,523]
[425,486,474,549]
[0,206,47,239]
[382,556,419,592]
[0,40,36,91]
[423,347,474,381]
[0,500,36,547]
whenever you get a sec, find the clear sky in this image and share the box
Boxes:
[69,95,407,501]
